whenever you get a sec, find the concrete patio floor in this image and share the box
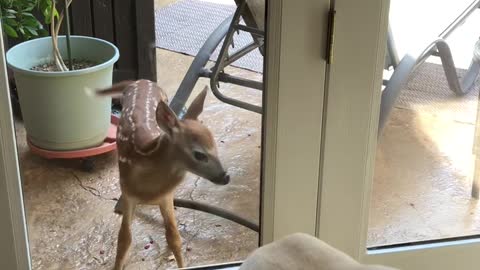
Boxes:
[368,107,480,247]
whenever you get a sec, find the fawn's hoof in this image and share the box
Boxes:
[114,199,123,215]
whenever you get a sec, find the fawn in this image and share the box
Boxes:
[91,80,230,269]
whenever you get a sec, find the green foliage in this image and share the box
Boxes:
[0,0,59,40]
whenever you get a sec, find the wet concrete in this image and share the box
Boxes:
[17,49,261,269]
[368,108,480,247]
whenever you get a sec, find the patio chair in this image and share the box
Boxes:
[169,0,265,115]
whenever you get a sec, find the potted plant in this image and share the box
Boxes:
[3,0,119,151]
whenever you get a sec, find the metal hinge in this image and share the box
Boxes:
[326,9,336,64]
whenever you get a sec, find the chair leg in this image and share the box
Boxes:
[378,54,416,136]
[472,158,480,199]
[436,39,480,96]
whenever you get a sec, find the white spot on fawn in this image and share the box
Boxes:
[129,84,138,132]
[145,82,154,131]
[117,132,129,141]
[118,156,132,165]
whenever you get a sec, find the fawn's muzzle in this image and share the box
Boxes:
[213,172,230,185]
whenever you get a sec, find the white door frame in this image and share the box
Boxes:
[261,0,330,244]
[0,0,331,268]
[317,0,480,269]
[317,0,389,256]
[0,23,32,270]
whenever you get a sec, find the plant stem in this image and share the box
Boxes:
[51,0,67,71]
[50,1,62,70]
[64,0,73,70]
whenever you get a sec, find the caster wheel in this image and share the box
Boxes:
[112,104,122,118]
[81,158,95,172]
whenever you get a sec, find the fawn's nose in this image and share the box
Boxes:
[215,172,230,185]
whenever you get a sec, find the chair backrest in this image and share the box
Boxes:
[388,0,477,60]
[246,0,265,31]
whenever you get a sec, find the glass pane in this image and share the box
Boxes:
[6,0,266,268]
[368,0,480,247]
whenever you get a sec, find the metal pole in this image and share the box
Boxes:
[174,199,259,232]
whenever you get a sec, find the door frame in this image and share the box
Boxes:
[0,23,31,270]
[317,0,390,257]
[261,0,330,244]
[317,0,480,269]
[0,0,331,268]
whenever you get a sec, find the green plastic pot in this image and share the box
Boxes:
[6,36,119,151]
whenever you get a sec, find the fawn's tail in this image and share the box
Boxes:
[84,80,134,98]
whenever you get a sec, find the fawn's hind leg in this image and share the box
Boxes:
[159,193,185,268]
[114,197,136,270]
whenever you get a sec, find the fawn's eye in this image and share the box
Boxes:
[193,151,208,162]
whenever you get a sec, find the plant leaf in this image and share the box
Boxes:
[21,12,35,18]
[3,23,18,38]
[5,18,18,26]
[25,26,38,36]
[38,28,48,37]
[22,17,39,27]
[5,9,17,14]
[53,8,59,19]
[43,7,52,24]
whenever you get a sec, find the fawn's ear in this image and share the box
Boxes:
[156,100,180,137]
[184,86,208,120]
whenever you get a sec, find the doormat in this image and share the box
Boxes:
[155,0,264,73]
[396,62,480,124]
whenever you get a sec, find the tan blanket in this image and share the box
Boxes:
[239,233,399,270]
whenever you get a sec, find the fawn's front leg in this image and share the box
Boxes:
[159,193,185,268]
[114,197,136,270]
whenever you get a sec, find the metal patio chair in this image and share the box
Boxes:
[169,0,265,116]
